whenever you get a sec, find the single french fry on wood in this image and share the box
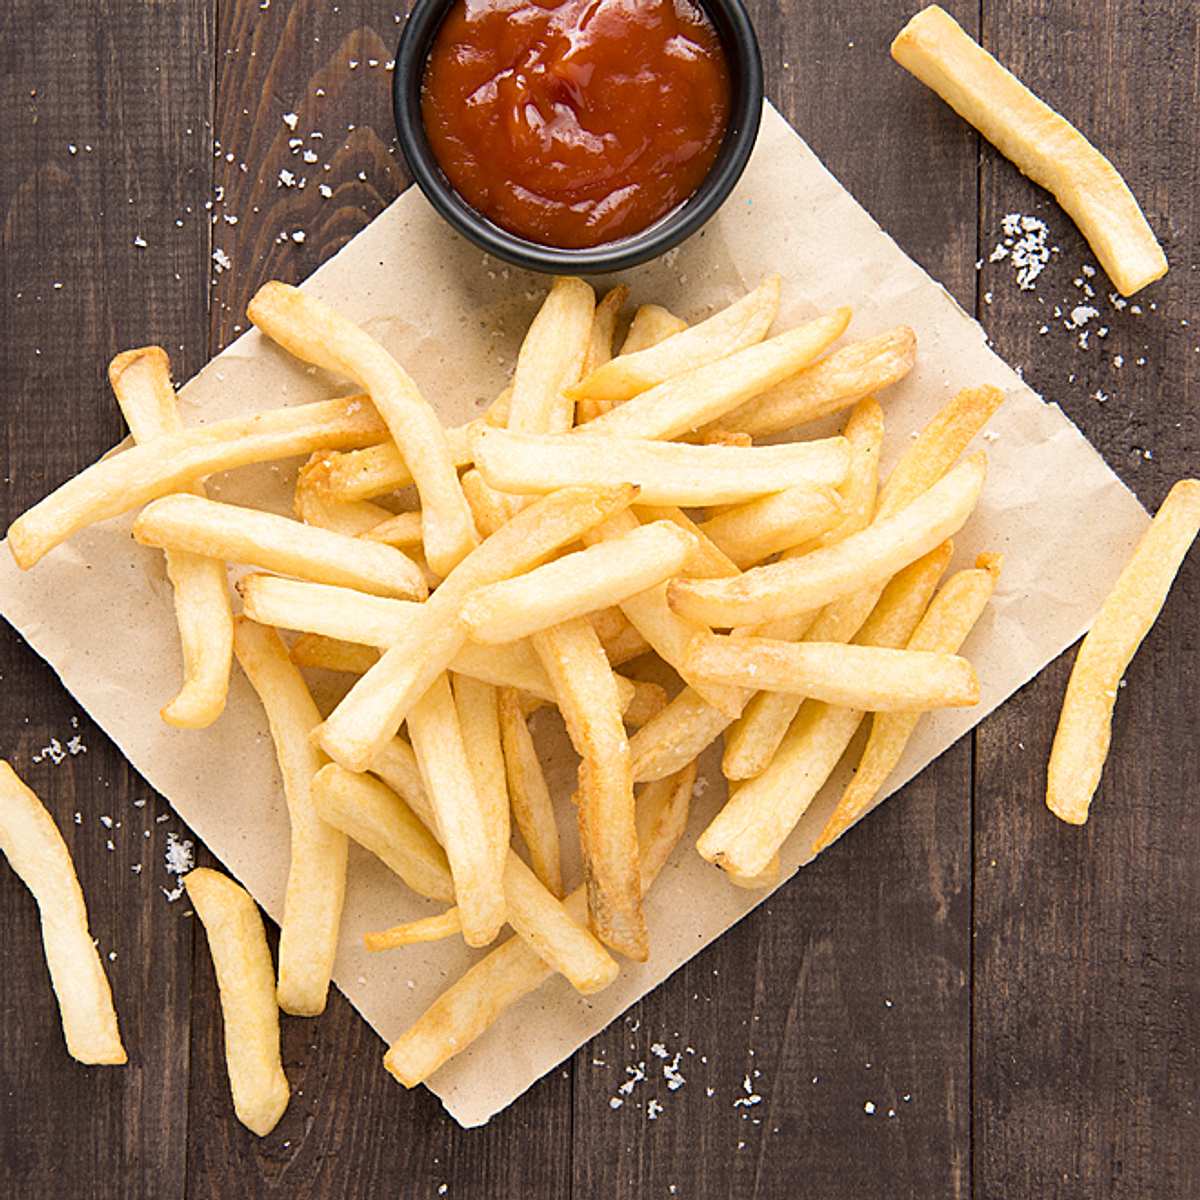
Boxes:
[184,868,290,1137]
[1047,480,1200,824]
[0,761,125,1065]
[892,5,1167,296]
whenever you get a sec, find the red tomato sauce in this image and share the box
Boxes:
[421,0,732,249]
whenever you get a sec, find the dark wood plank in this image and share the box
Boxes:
[571,3,982,1196]
[0,1,215,1197]
[181,5,575,1194]
[973,2,1199,1197]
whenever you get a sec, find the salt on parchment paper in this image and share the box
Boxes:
[0,103,1148,1126]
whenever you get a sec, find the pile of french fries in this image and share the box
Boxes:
[2,270,1195,1137]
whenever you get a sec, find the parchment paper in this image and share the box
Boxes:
[0,103,1148,1127]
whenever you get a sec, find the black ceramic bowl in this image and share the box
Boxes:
[392,0,763,274]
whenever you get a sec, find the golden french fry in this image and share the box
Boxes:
[461,520,697,644]
[893,6,1166,296]
[383,763,694,1086]
[697,542,953,878]
[597,615,653,668]
[0,761,125,1065]
[567,275,780,406]
[453,674,510,907]
[184,868,290,1136]
[7,393,385,569]
[363,510,423,548]
[134,494,427,601]
[619,304,689,356]
[670,452,986,627]
[698,428,753,447]
[699,486,844,568]
[630,686,736,782]
[687,634,979,711]
[577,310,851,442]
[622,679,668,728]
[366,908,463,951]
[295,457,395,536]
[1048,480,1200,824]
[310,764,454,903]
[108,346,234,729]
[291,633,381,675]
[816,554,1001,852]
[532,617,645,960]
[300,421,476,503]
[506,277,595,434]
[724,855,781,890]
[408,674,507,947]
[247,282,479,575]
[498,688,563,897]
[233,619,347,1016]
[473,427,850,507]
[575,285,630,424]
[718,327,916,437]
[366,733,617,993]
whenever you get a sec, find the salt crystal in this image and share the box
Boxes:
[283,112,298,130]
[864,1101,876,1115]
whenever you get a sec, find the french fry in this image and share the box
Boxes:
[291,632,380,674]
[184,868,290,1137]
[575,285,630,423]
[598,618,653,668]
[506,276,595,434]
[295,458,396,536]
[699,486,844,568]
[247,282,479,575]
[696,544,952,878]
[577,310,851,442]
[498,688,563,897]
[108,347,234,729]
[815,553,1001,852]
[567,275,781,406]
[233,619,347,1016]
[453,674,510,908]
[670,452,986,627]
[1047,480,1200,824]
[0,761,125,1065]
[384,763,694,1086]
[408,674,507,947]
[686,634,980,711]
[365,908,463,951]
[7,393,386,569]
[316,484,639,771]
[622,679,669,728]
[134,495,427,600]
[363,510,423,548]
[721,387,1001,777]
[310,764,454,903]
[532,617,645,960]
[698,428,753,447]
[473,427,851,507]
[724,855,781,890]
[717,327,916,437]
[630,686,736,782]
[619,304,689,356]
[461,520,697,644]
[892,5,1167,296]
[366,733,618,993]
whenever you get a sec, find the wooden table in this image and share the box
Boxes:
[1,2,1195,1196]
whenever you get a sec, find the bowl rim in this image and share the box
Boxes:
[392,0,764,274]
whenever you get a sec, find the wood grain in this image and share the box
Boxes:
[972,3,1199,1198]
[0,1,1195,1197]
[0,2,214,1198]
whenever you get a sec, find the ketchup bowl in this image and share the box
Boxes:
[393,0,763,274]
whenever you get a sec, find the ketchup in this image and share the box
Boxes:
[421,0,732,249]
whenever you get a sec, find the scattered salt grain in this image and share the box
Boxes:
[278,168,296,187]
[212,248,232,273]
[100,815,113,829]
[133,235,148,248]
[864,1101,876,1115]
[319,183,333,198]
[292,230,307,243]
[283,112,298,130]
[647,1098,663,1120]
